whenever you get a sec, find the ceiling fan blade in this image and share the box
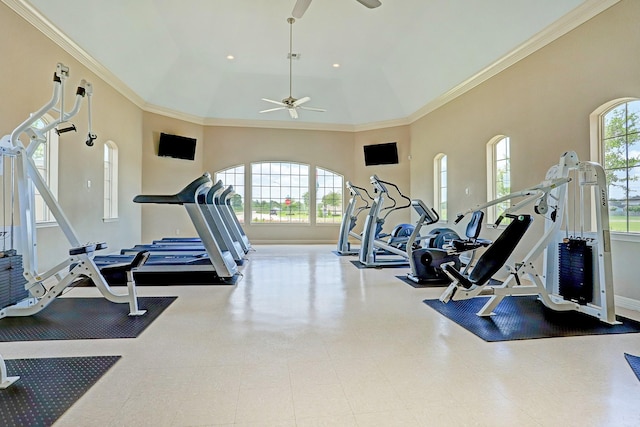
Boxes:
[292,0,312,18]
[260,107,286,113]
[288,108,299,119]
[293,96,310,107]
[299,106,326,112]
[356,0,382,9]
[262,98,286,106]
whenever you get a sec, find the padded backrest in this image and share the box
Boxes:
[465,210,484,240]
[468,215,533,285]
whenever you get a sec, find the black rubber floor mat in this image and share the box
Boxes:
[423,295,640,342]
[0,297,176,342]
[395,275,450,288]
[624,353,640,381]
[331,250,357,257]
[350,260,408,269]
[1,356,120,426]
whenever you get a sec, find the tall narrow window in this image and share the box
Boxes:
[316,167,344,224]
[103,141,119,220]
[600,100,640,233]
[487,136,510,223]
[251,162,309,224]
[215,165,245,224]
[434,153,447,221]
[31,117,59,224]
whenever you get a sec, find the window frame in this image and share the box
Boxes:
[590,97,640,240]
[433,153,447,222]
[31,115,59,227]
[214,165,246,224]
[249,161,311,225]
[486,135,511,224]
[103,140,119,221]
[315,167,345,225]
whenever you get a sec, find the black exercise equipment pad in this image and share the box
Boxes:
[349,260,408,269]
[1,356,120,426]
[395,275,450,288]
[423,295,640,342]
[0,297,176,342]
[624,353,640,382]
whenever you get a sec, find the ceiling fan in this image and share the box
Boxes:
[292,0,381,19]
[259,17,326,120]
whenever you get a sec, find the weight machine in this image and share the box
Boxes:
[336,181,373,255]
[0,63,145,320]
[439,151,618,324]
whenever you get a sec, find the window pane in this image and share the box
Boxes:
[604,104,627,138]
[626,100,640,135]
[215,165,245,224]
[251,162,309,224]
[316,167,344,224]
[604,136,627,170]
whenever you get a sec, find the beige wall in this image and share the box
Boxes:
[409,0,640,300]
[0,3,143,270]
[2,0,639,303]
[140,112,205,243]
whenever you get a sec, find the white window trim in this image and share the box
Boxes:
[316,166,345,227]
[249,161,311,226]
[34,114,59,227]
[103,140,119,220]
[214,164,246,224]
[589,97,640,243]
[433,153,447,223]
[486,135,509,224]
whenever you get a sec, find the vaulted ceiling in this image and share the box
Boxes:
[14,0,607,129]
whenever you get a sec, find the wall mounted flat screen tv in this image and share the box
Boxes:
[364,142,398,166]
[158,132,197,160]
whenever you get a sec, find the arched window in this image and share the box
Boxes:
[434,153,447,221]
[316,167,344,224]
[215,165,245,224]
[596,99,640,234]
[487,136,510,223]
[31,116,59,224]
[103,141,118,220]
[250,162,309,224]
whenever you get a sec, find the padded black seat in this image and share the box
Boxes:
[450,211,492,252]
[133,174,211,205]
[99,251,150,285]
[445,214,533,289]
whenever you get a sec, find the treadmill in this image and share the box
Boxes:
[94,174,240,285]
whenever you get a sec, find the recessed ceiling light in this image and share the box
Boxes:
[226,55,235,60]
[332,63,340,68]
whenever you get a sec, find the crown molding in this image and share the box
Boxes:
[202,117,356,132]
[407,0,621,124]
[6,0,620,132]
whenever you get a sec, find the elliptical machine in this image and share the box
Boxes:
[406,200,491,284]
[358,175,415,267]
[336,181,374,255]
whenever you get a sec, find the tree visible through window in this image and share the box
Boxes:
[602,100,640,233]
[251,162,309,223]
[215,165,245,224]
[316,167,344,224]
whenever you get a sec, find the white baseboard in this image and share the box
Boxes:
[615,295,640,312]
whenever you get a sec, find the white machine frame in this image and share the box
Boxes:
[358,175,411,267]
[0,63,145,319]
[336,181,372,255]
[439,151,618,325]
[0,354,19,389]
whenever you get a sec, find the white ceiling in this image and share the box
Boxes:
[21,0,594,127]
